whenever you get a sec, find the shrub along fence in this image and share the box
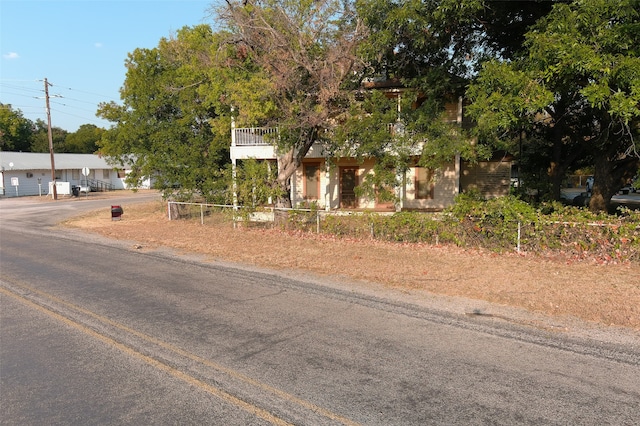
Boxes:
[167,201,640,263]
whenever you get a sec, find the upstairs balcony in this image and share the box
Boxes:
[230,106,464,161]
[231,126,325,161]
[231,127,278,161]
[232,127,278,146]
[230,123,420,161]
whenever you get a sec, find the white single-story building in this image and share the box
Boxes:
[0,151,150,198]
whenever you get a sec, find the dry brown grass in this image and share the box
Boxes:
[63,200,640,331]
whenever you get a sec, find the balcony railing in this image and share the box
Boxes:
[233,127,278,146]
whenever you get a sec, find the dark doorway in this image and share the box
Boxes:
[340,167,358,208]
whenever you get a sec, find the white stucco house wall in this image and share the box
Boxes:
[0,152,151,198]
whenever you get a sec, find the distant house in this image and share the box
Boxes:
[0,152,150,198]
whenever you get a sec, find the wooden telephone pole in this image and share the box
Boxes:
[44,78,57,200]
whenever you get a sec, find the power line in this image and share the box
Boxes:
[1,79,120,105]
[47,82,120,103]
[0,83,43,95]
[1,78,119,130]
[51,99,101,113]
[48,107,107,127]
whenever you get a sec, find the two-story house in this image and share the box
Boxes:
[230,87,511,211]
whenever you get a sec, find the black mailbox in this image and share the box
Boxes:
[111,205,123,221]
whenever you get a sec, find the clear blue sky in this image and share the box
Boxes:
[1,0,213,132]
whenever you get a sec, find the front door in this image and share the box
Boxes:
[340,167,358,208]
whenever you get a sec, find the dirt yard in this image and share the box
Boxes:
[62,198,640,332]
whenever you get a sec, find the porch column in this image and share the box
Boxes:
[324,162,330,211]
[290,166,296,207]
[231,108,238,209]
[396,169,405,212]
[267,161,273,205]
[232,159,238,209]
[455,153,461,196]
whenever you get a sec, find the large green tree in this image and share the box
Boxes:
[0,104,33,151]
[1,103,107,154]
[97,25,233,201]
[64,124,104,154]
[356,0,556,105]
[467,0,640,211]
[342,0,558,199]
[29,119,68,153]
[217,0,367,207]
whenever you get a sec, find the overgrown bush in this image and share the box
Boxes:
[320,195,640,261]
[171,195,640,262]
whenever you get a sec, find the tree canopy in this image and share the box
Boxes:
[0,103,33,152]
[214,0,368,206]
[97,25,234,201]
[0,103,99,154]
[324,0,555,199]
[467,0,640,211]
[64,124,103,154]
[91,0,639,212]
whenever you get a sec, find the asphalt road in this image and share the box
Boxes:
[1,193,639,425]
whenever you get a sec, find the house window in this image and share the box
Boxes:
[117,169,126,178]
[72,170,80,180]
[304,163,320,200]
[415,167,434,200]
[103,169,110,179]
[26,172,33,178]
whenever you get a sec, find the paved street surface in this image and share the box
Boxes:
[562,187,640,208]
[1,192,639,425]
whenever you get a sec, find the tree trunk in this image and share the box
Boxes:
[545,103,584,201]
[547,112,568,201]
[549,122,562,200]
[548,161,565,201]
[589,148,639,213]
[275,150,295,208]
[274,127,319,209]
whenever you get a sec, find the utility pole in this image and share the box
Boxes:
[44,78,57,200]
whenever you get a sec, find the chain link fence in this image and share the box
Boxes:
[167,201,640,262]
